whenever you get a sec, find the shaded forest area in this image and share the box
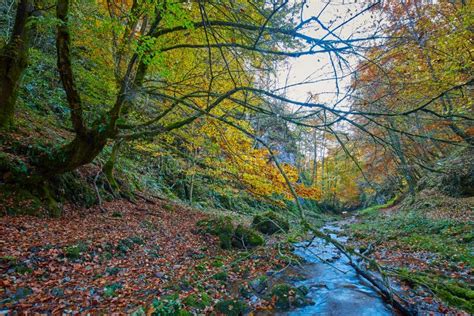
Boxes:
[0,0,473,314]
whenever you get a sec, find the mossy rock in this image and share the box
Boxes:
[231,225,264,249]
[250,275,268,293]
[270,283,313,311]
[252,211,289,235]
[196,216,234,249]
[196,216,234,235]
[0,152,28,181]
[52,172,98,207]
[214,299,248,316]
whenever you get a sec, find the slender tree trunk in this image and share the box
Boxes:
[0,0,33,128]
[388,119,417,196]
[103,141,122,191]
[311,131,318,185]
[321,133,326,192]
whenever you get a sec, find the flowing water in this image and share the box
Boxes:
[280,223,397,316]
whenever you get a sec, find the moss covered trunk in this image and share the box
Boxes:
[0,0,33,128]
[36,131,108,179]
[102,141,122,191]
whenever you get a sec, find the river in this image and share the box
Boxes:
[280,222,397,316]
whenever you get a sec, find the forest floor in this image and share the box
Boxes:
[0,197,288,314]
[344,192,474,315]
[1,192,472,315]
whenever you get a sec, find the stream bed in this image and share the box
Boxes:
[280,222,397,316]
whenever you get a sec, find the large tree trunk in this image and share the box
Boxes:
[0,0,33,128]
[35,131,108,179]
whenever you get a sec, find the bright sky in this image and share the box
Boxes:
[276,0,382,108]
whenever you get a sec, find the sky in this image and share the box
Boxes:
[275,0,382,108]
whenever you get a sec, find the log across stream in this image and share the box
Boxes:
[280,222,400,316]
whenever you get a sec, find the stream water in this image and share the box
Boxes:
[280,222,397,316]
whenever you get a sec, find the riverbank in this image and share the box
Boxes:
[343,193,473,315]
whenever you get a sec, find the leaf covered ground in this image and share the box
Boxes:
[0,198,287,314]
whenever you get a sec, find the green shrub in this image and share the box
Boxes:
[252,211,289,235]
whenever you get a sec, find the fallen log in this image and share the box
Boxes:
[306,225,417,316]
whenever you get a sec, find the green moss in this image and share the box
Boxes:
[0,255,17,265]
[182,293,211,309]
[397,269,474,313]
[65,242,88,259]
[15,263,33,275]
[130,236,144,245]
[104,282,123,297]
[105,267,121,276]
[196,216,233,235]
[271,284,293,310]
[211,260,224,267]
[163,204,173,212]
[252,211,290,235]
[212,271,228,281]
[150,294,190,316]
[358,195,398,218]
[0,152,28,178]
[195,264,206,271]
[196,216,234,249]
[270,283,312,311]
[350,211,473,266]
[214,299,248,316]
[53,172,98,208]
[250,275,268,293]
[232,225,265,249]
[111,211,123,218]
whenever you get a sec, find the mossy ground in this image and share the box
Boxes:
[347,192,473,314]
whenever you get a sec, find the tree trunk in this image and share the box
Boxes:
[37,131,108,179]
[388,119,417,196]
[311,131,318,185]
[0,0,33,128]
[102,141,122,191]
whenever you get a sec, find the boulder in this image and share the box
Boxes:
[252,211,289,235]
[232,225,264,249]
